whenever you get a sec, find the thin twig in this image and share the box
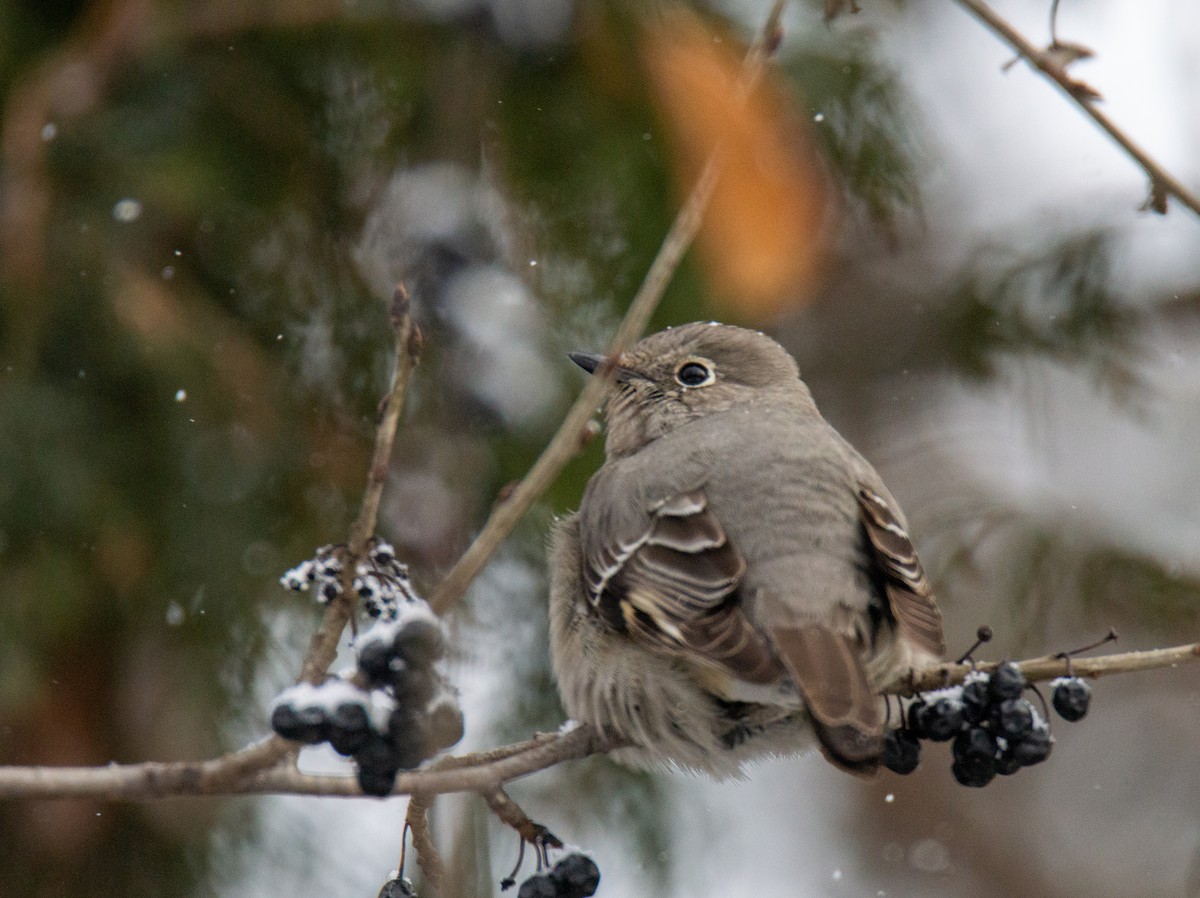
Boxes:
[429,0,788,615]
[2,642,1196,801]
[419,732,565,772]
[893,640,1200,694]
[952,0,1200,217]
[406,792,445,890]
[299,285,420,684]
[482,786,562,855]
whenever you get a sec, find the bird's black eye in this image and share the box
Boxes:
[676,361,713,387]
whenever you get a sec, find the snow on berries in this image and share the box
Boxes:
[280,539,419,621]
[884,662,1092,787]
[271,540,464,797]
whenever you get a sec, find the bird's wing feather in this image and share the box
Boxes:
[855,484,945,657]
[769,625,883,775]
[581,486,780,684]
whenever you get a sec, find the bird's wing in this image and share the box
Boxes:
[768,625,884,775]
[855,484,946,657]
[580,486,781,685]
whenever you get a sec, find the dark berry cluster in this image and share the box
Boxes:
[884,663,1094,787]
[515,854,601,898]
[281,539,417,621]
[350,612,465,796]
[273,552,464,796]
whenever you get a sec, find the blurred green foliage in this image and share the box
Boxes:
[786,35,926,234]
[940,231,1137,390]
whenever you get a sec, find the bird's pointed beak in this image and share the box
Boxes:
[568,351,607,375]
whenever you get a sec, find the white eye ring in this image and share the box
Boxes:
[676,360,715,388]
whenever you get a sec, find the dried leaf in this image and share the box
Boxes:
[1140,179,1169,215]
[1039,40,1102,101]
[643,10,835,321]
[1065,77,1103,102]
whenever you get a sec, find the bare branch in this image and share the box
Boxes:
[952,0,1200,218]
[430,0,789,615]
[256,724,616,797]
[406,792,445,890]
[892,640,1200,694]
[0,721,615,800]
[2,643,1196,802]
[185,735,293,794]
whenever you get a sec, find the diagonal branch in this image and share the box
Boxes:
[298,285,420,685]
[206,286,421,787]
[429,0,788,615]
[952,0,1200,217]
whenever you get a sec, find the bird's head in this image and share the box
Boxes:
[571,322,813,457]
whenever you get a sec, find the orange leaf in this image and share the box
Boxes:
[643,10,835,321]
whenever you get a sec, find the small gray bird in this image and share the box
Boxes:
[548,322,944,777]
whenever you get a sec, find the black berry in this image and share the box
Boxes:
[952,727,998,788]
[393,619,446,668]
[371,544,396,567]
[551,853,601,898]
[271,702,328,744]
[952,756,996,788]
[270,702,304,741]
[923,696,965,742]
[905,698,930,739]
[355,736,401,796]
[377,877,416,898]
[357,762,398,797]
[428,701,465,752]
[1011,728,1053,767]
[357,638,393,687]
[1052,677,1092,722]
[328,700,372,756]
[392,664,436,708]
[388,708,432,769]
[517,874,558,898]
[960,679,990,724]
[953,726,997,764]
[988,662,1025,702]
[883,729,921,775]
[994,698,1035,740]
